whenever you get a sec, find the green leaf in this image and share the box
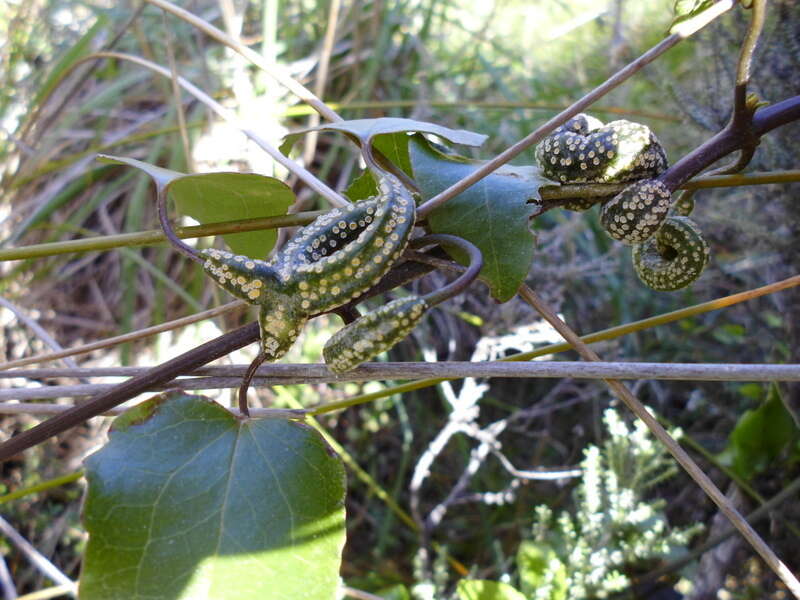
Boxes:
[669,0,716,34]
[99,155,294,258]
[456,580,527,600]
[718,384,799,480]
[282,117,487,156]
[517,541,568,600]
[345,132,414,202]
[81,393,346,600]
[167,173,293,259]
[409,136,546,302]
[737,383,764,401]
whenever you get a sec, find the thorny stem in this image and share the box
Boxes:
[670,0,766,201]
[731,0,766,129]
[515,284,800,597]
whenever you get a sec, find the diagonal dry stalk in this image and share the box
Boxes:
[516,284,800,597]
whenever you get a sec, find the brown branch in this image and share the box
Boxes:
[659,95,800,190]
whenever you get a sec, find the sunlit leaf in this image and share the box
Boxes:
[456,580,527,600]
[81,393,346,600]
[99,155,294,258]
[409,136,548,302]
[517,541,567,600]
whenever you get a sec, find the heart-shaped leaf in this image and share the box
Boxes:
[99,155,294,258]
[81,393,346,600]
[281,117,487,156]
[409,136,547,302]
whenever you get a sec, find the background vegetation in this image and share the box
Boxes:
[0,0,798,598]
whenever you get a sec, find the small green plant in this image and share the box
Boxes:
[459,408,702,600]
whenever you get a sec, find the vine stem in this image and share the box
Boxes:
[661,95,800,189]
[415,0,736,218]
[515,283,800,597]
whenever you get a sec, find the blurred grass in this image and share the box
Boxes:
[0,0,798,596]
